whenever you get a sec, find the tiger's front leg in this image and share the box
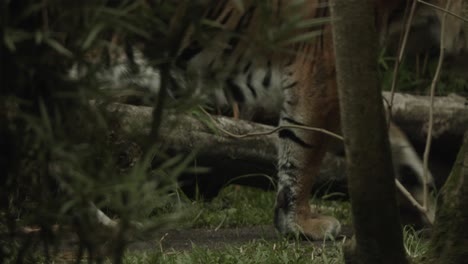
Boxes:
[274,41,341,240]
[274,109,341,239]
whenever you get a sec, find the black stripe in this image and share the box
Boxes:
[317,2,330,49]
[246,72,257,98]
[283,81,298,90]
[275,186,295,213]
[179,42,203,63]
[281,117,306,126]
[220,9,234,24]
[274,186,295,228]
[238,6,256,29]
[223,6,256,56]
[226,78,245,102]
[243,61,252,73]
[262,61,272,88]
[278,129,316,148]
[206,0,229,19]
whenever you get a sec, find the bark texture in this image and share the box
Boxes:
[425,131,468,264]
[105,95,464,196]
[383,92,468,147]
[107,103,347,197]
[330,1,407,264]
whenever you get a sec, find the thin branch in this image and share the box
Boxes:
[388,0,468,120]
[199,107,344,141]
[422,0,451,209]
[42,0,49,32]
[389,0,418,115]
[417,0,468,23]
[395,179,433,225]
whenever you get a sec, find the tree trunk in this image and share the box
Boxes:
[330,1,408,264]
[425,131,468,264]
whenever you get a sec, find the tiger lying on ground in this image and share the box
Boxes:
[93,0,467,239]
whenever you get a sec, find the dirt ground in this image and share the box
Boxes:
[15,224,352,262]
[131,226,281,252]
[129,225,353,252]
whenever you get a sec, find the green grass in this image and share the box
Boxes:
[187,185,277,228]
[122,238,345,264]
[157,186,350,264]
[172,185,352,229]
[403,226,430,259]
[124,185,427,264]
[17,185,429,263]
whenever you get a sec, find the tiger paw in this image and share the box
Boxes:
[296,214,341,240]
[275,207,341,240]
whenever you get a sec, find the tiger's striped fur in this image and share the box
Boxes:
[175,0,461,240]
[95,0,466,239]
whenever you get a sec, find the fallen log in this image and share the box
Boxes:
[109,103,347,198]
[383,92,468,186]
[107,92,467,197]
[383,92,468,146]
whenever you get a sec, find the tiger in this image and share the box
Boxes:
[96,0,467,239]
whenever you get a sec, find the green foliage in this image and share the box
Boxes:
[4,1,447,263]
[379,52,468,95]
[0,1,200,263]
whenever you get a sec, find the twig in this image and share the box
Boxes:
[395,179,433,225]
[417,0,468,23]
[42,0,49,32]
[389,0,418,116]
[199,107,344,141]
[159,233,169,254]
[422,0,451,210]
